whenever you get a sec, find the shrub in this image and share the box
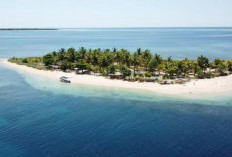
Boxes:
[22,58,28,63]
[162,74,169,80]
[205,72,213,79]
[145,72,152,78]
[197,70,204,79]
[60,60,72,71]
[138,73,144,77]
[43,53,54,66]
[108,64,116,75]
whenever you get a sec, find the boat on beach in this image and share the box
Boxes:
[60,76,71,83]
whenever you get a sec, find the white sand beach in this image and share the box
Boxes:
[1,59,232,97]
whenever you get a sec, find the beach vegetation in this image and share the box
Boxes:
[197,55,209,74]
[43,53,54,67]
[227,60,232,72]
[8,47,232,84]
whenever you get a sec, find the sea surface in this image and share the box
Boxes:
[1,28,232,157]
[1,27,232,59]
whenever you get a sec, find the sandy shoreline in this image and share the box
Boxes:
[1,58,232,97]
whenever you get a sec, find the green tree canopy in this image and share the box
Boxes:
[43,53,54,66]
[197,55,209,73]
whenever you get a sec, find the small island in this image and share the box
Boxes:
[2,47,232,97]
[8,47,232,84]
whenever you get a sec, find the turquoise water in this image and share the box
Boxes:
[1,28,232,156]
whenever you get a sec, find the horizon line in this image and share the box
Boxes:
[1,26,232,29]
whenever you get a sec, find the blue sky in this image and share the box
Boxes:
[1,0,232,28]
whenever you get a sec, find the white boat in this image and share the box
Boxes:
[60,76,71,83]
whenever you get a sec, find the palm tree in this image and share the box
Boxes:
[92,49,101,66]
[218,62,226,75]
[157,62,165,75]
[142,49,152,70]
[227,60,232,72]
[214,58,225,75]
[167,56,173,62]
[132,52,140,77]
[117,49,130,66]
[79,47,87,60]
[118,64,131,79]
[179,58,190,77]
[43,53,54,67]
[57,48,66,61]
[197,55,209,74]
[86,50,94,64]
[148,54,162,74]
[136,48,142,55]
[113,48,117,53]
[99,51,114,74]
[108,64,116,75]
[166,61,178,79]
[67,48,76,62]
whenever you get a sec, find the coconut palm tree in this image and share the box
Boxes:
[131,52,141,77]
[142,49,152,69]
[227,60,232,72]
[79,47,87,60]
[57,48,66,61]
[214,58,225,75]
[67,48,76,62]
[148,54,162,73]
[197,55,209,74]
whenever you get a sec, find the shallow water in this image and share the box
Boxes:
[1,28,232,156]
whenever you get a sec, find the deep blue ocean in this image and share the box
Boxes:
[1,28,232,157]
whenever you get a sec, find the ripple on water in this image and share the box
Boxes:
[0,118,9,128]
[0,142,23,157]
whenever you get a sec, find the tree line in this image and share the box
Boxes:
[9,47,232,81]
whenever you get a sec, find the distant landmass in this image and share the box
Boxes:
[0,28,58,30]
